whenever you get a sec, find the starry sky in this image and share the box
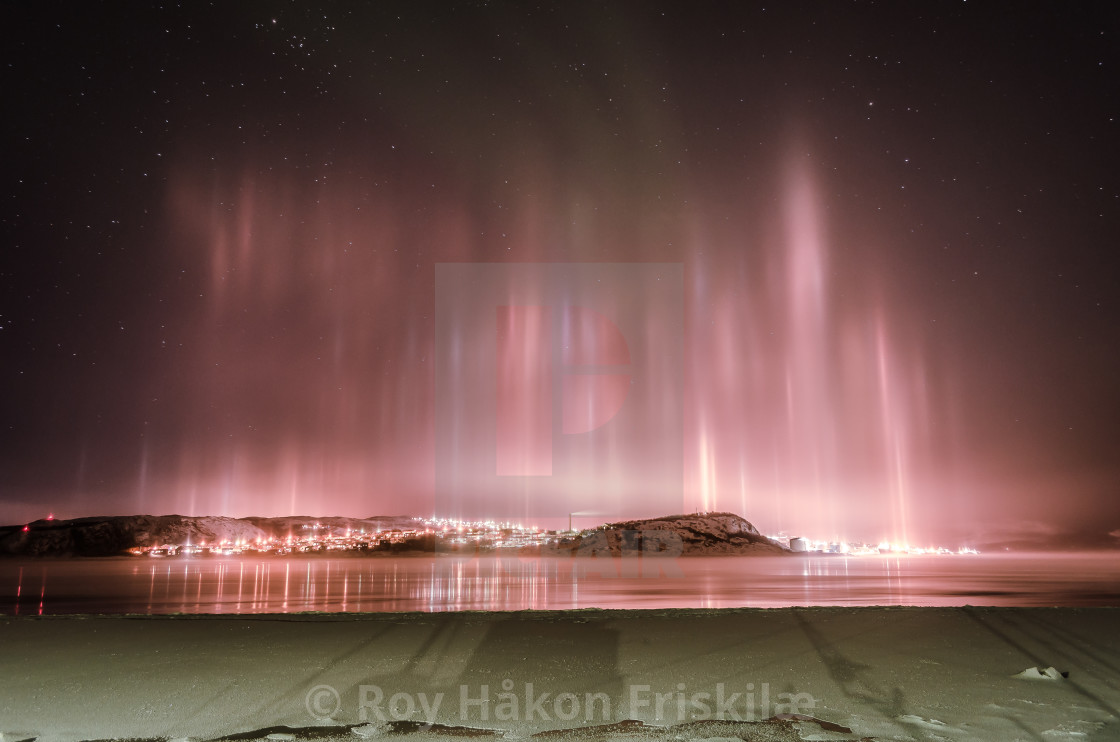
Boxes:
[2,2,1118,547]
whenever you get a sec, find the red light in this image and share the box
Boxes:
[22,525,29,532]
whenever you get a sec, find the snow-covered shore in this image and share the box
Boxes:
[1,607,1117,741]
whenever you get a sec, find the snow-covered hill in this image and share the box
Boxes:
[567,512,790,555]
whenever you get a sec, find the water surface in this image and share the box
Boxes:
[2,552,1117,614]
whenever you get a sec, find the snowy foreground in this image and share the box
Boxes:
[1,607,1118,742]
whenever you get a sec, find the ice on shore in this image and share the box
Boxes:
[1014,666,1068,681]
[1,607,1117,742]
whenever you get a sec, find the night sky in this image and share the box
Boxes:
[3,2,1118,547]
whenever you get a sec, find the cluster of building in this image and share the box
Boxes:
[766,534,980,555]
[129,518,566,557]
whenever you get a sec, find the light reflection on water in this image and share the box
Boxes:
[2,552,1118,614]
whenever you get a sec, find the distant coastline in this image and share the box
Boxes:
[0,512,790,558]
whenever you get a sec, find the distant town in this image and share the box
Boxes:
[118,516,979,558]
[127,517,557,557]
[771,534,980,556]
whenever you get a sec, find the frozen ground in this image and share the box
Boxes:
[1,607,1118,741]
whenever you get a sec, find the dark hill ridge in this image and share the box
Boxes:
[568,512,790,555]
[0,514,418,557]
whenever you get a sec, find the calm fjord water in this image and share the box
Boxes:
[3,552,1118,614]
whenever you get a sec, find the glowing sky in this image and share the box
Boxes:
[3,3,1118,547]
